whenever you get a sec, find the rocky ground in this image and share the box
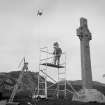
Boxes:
[0,71,105,105]
[9,99,105,105]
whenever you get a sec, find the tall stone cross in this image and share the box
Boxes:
[77,17,93,89]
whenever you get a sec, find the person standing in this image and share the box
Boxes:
[53,42,62,65]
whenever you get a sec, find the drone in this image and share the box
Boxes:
[37,10,43,16]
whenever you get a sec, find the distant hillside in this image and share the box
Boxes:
[0,71,54,99]
[0,71,38,90]
[0,71,105,100]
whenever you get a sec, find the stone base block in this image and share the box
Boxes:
[72,88,105,103]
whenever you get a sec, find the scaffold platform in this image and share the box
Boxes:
[41,63,64,68]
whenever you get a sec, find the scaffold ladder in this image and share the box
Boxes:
[57,53,66,98]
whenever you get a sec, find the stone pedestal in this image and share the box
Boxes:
[72,89,105,103]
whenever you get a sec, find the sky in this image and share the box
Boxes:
[0,0,105,83]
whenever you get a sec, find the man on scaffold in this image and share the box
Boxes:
[53,42,62,65]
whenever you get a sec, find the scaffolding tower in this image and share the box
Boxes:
[38,47,67,99]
